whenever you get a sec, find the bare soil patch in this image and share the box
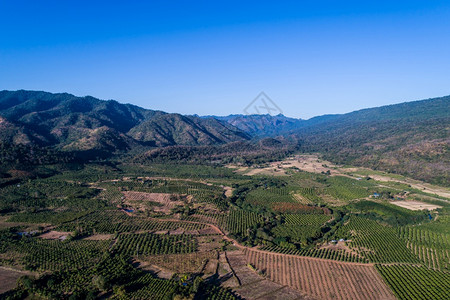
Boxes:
[122,191,184,214]
[198,227,220,235]
[137,262,174,279]
[169,228,185,235]
[197,235,223,252]
[0,216,47,230]
[224,186,233,198]
[320,241,361,259]
[84,234,113,240]
[0,267,34,294]
[140,252,216,274]
[391,200,442,211]
[39,231,71,240]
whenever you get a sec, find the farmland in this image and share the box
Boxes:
[245,249,395,300]
[0,158,449,299]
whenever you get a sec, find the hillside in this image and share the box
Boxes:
[0,90,249,153]
[129,114,249,147]
[0,90,448,185]
[293,96,450,185]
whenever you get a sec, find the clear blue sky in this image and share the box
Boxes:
[1,1,450,118]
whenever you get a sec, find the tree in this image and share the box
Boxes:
[113,285,126,298]
[92,275,107,291]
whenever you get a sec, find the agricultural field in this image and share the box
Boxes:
[0,159,449,299]
[376,265,450,300]
[245,249,395,300]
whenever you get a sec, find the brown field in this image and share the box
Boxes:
[0,216,46,230]
[0,267,34,294]
[231,154,343,177]
[138,263,174,279]
[225,251,311,299]
[122,191,184,213]
[84,234,113,240]
[218,252,240,287]
[140,251,217,274]
[197,235,223,251]
[224,186,234,197]
[390,200,442,211]
[39,230,71,240]
[283,155,340,174]
[244,249,395,300]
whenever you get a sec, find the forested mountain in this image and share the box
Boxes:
[0,90,448,185]
[292,96,450,185]
[128,114,249,147]
[0,90,250,152]
[208,96,449,185]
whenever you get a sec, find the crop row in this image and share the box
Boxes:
[112,233,197,256]
[259,245,364,262]
[284,214,331,226]
[121,273,178,299]
[376,264,450,300]
[272,225,322,243]
[221,209,264,235]
[6,238,109,271]
[334,216,418,263]
[296,187,322,203]
[397,226,449,249]
[245,188,295,207]
[58,210,206,233]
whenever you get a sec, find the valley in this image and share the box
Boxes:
[0,157,449,299]
[0,91,448,299]
[3,2,450,299]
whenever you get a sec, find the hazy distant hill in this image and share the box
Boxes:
[210,114,305,136]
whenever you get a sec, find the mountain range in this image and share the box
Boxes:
[0,90,448,185]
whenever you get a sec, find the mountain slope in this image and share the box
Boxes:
[294,96,450,185]
[0,90,448,185]
[0,90,249,152]
[129,114,249,146]
[211,96,449,185]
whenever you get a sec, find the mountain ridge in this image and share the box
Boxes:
[0,89,448,185]
[0,90,250,151]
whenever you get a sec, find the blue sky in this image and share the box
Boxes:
[1,1,450,118]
